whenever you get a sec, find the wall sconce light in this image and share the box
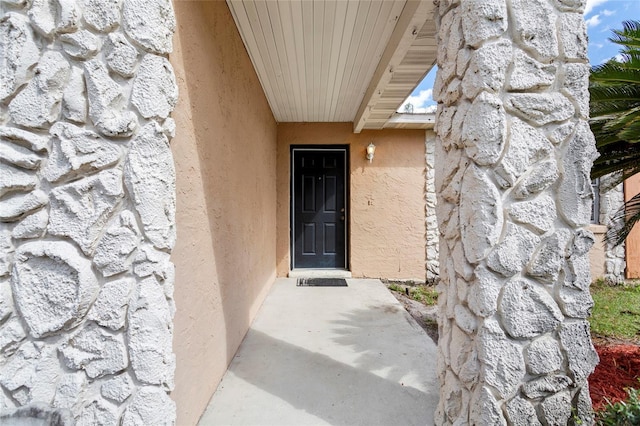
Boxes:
[366,142,376,163]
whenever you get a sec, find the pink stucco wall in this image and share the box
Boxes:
[170,2,277,424]
[276,123,427,281]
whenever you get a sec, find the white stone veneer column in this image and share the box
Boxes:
[0,0,178,424]
[434,0,599,423]
[426,131,440,283]
[599,174,626,284]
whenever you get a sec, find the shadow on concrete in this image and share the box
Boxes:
[204,328,436,426]
[329,304,436,388]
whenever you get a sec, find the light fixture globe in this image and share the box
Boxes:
[366,142,376,163]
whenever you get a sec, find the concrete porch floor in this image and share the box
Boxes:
[198,278,439,425]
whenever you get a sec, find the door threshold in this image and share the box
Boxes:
[288,269,352,279]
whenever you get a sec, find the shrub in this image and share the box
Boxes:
[596,385,640,425]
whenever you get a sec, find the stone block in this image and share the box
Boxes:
[132,54,178,119]
[0,315,27,355]
[540,390,572,425]
[487,223,540,277]
[52,372,87,415]
[128,277,174,388]
[454,304,477,334]
[525,336,563,375]
[460,164,504,263]
[0,278,13,321]
[12,240,99,338]
[499,279,563,339]
[60,30,101,59]
[84,59,138,137]
[0,163,37,197]
[101,373,134,403]
[560,13,588,60]
[93,211,140,277]
[558,122,598,227]
[561,63,590,118]
[450,323,475,376]
[0,13,41,101]
[461,39,512,99]
[77,400,119,425]
[574,385,595,425]
[547,121,576,145]
[508,195,556,234]
[43,122,122,183]
[125,122,176,250]
[495,118,553,188]
[0,190,48,222]
[467,265,502,317]
[477,319,525,398]
[513,160,559,199]
[11,241,98,338]
[121,386,176,426]
[460,0,507,48]
[105,32,139,77]
[82,0,121,32]
[441,370,463,421]
[49,169,124,255]
[28,0,80,37]
[462,92,506,166]
[123,0,175,54]
[9,51,70,129]
[522,375,572,399]
[0,127,49,153]
[470,386,507,425]
[87,277,134,330]
[505,396,541,426]
[527,230,571,282]
[559,321,599,383]
[59,323,128,378]
[12,209,49,239]
[62,66,88,123]
[505,93,575,126]
[510,0,558,61]
[0,140,44,170]
[507,49,556,91]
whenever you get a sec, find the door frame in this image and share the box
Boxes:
[290,145,350,270]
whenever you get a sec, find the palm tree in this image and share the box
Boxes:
[590,20,640,246]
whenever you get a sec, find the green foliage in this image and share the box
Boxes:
[408,286,438,306]
[590,21,640,246]
[590,281,640,342]
[387,283,439,306]
[596,385,640,425]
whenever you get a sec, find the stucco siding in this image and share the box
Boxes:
[276,123,426,281]
[171,2,277,424]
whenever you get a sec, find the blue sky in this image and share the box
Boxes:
[399,0,640,113]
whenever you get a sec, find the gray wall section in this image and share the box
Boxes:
[0,0,178,423]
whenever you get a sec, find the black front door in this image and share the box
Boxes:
[292,148,347,269]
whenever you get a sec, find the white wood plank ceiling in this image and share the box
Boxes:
[227,0,437,130]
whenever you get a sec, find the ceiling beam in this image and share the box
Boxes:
[352,0,435,133]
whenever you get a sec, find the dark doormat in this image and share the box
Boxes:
[297,278,348,287]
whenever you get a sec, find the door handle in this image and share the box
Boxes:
[341,216,345,221]
[340,208,345,212]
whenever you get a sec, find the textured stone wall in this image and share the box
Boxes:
[0,0,178,423]
[433,0,599,423]
[425,131,440,283]
[598,174,626,284]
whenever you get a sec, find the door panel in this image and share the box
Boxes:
[293,149,346,269]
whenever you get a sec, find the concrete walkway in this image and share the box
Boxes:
[198,278,439,426]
